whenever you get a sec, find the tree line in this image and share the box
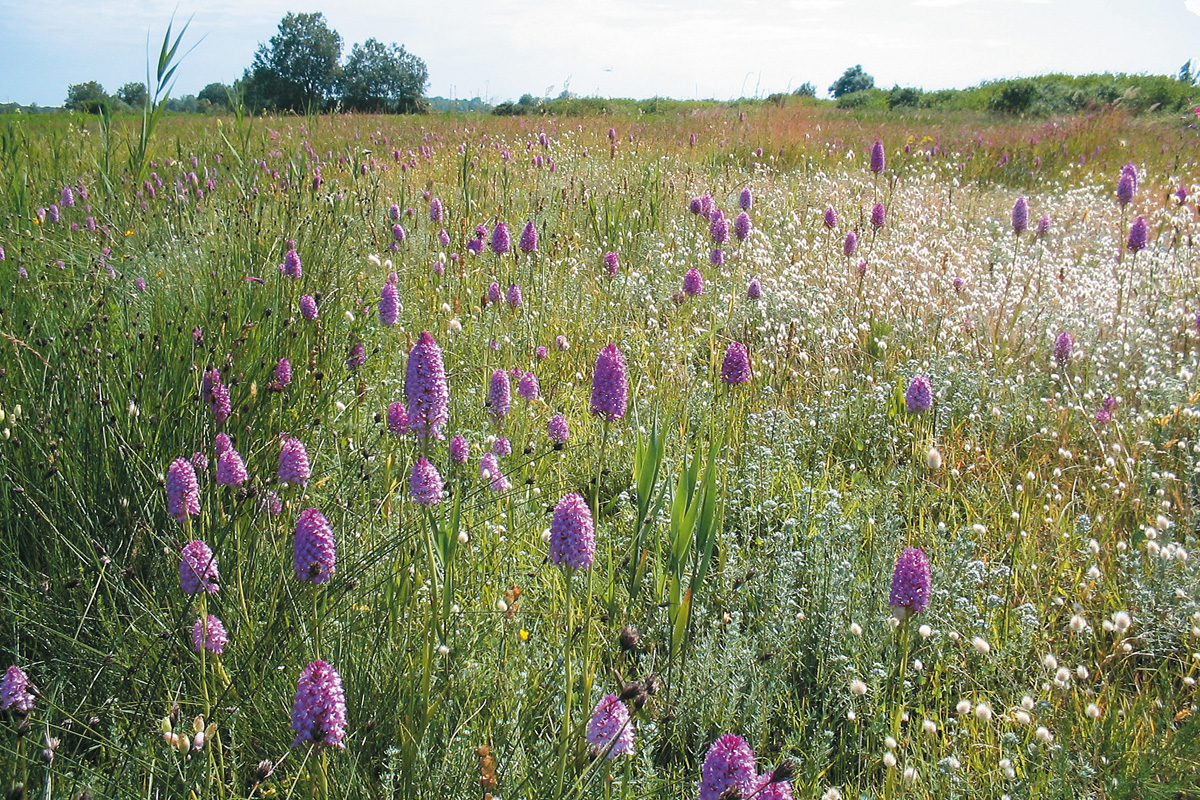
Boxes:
[62,12,428,115]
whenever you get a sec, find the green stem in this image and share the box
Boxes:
[555,568,576,797]
[885,619,910,799]
[594,422,611,523]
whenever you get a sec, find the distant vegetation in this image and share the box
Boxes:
[3,54,1198,120]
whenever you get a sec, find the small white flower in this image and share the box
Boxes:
[972,636,991,655]
[975,703,992,721]
[883,752,897,768]
[956,700,972,715]
[850,679,868,696]
[1035,726,1054,744]
[922,719,937,735]
[1086,703,1101,719]
[918,624,932,640]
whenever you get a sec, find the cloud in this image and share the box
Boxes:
[1188,0,1200,16]
[912,0,1048,5]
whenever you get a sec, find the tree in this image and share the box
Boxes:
[887,85,922,108]
[988,80,1038,115]
[792,82,816,98]
[65,81,110,114]
[118,82,148,108]
[1181,59,1197,85]
[339,38,428,113]
[243,12,342,112]
[198,83,233,110]
[829,65,874,99]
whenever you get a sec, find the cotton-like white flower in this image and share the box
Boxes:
[972,636,991,655]
[850,679,868,696]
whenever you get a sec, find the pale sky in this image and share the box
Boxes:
[2,0,1199,106]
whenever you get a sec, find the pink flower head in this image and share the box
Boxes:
[488,369,512,422]
[291,661,347,749]
[192,615,228,654]
[548,413,569,445]
[889,547,932,619]
[548,492,595,569]
[591,344,628,422]
[480,452,510,492]
[278,437,311,487]
[410,457,444,505]
[603,251,620,276]
[586,695,634,757]
[450,435,470,464]
[180,540,219,595]
[387,402,409,435]
[379,278,400,327]
[167,457,201,523]
[698,734,756,800]
[405,332,450,440]
[294,508,336,583]
[720,342,752,385]
[517,371,540,401]
[216,447,248,487]
[0,667,35,714]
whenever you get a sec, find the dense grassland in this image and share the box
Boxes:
[0,104,1199,799]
